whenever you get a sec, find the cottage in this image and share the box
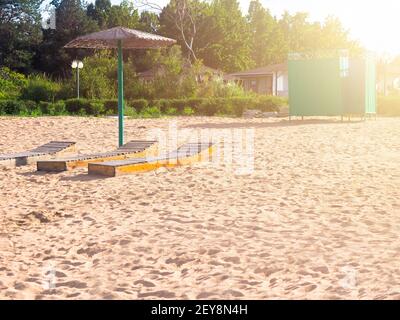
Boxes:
[227,63,288,96]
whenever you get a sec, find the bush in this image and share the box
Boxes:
[182,106,195,116]
[197,99,219,116]
[103,99,118,114]
[0,100,27,115]
[87,101,105,116]
[140,106,161,118]
[65,98,105,116]
[0,67,27,100]
[256,96,287,112]
[65,98,91,114]
[51,101,67,115]
[169,99,189,113]
[130,99,148,112]
[125,105,137,117]
[0,100,40,116]
[378,95,400,116]
[39,101,67,115]
[79,53,118,100]
[56,81,75,101]
[0,96,287,117]
[21,75,61,102]
[165,107,178,116]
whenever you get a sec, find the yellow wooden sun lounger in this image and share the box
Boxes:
[0,141,76,167]
[88,142,214,177]
[37,140,158,172]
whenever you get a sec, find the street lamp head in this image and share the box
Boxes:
[71,60,83,69]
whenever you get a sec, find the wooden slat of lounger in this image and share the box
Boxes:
[88,142,214,177]
[0,152,32,160]
[0,141,76,167]
[37,140,158,172]
[0,142,76,160]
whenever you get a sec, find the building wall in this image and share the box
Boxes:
[274,72,289,97]
[237,71,289,97]
[242,76,273,95]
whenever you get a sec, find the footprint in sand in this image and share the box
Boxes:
[56,280,87,289]
[138,290,176,299]
[312,266,330,274]
[223,289,245,298]
[134,280,156,287]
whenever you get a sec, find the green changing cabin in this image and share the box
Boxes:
[288,54,376,117]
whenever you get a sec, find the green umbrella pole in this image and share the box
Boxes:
[117,40,124,147]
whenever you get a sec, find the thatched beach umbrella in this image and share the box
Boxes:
[64,27,176,146]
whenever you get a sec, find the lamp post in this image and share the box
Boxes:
[71,60,83,99]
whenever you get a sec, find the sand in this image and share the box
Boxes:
[1,116,400,300]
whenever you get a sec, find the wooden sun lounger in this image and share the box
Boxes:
[88,142,214,177]
[36,140,158,172]
[0,141,76,167]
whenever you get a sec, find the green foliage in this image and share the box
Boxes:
[205,0,254,72]
[1,0,363,79]
[0,95,286,117]
[21,75,61,102]
[197,77,250,98]
[105,0,140,28]
[378,95,400,116]
[248,0,285,67]
[129,99,148,112]
[87,101,105,116]
[56,80,75,100]
[0,100,22,115]
[103,99,118,114]
[0,67,27,99]
[125,105,137,117]
[87,0,112,28]
[182,106,195,116]
[0,0,43,72]
[79,52,117,100]
[140,106,162,118]
[165,107,178,116]
[39,101,67,115]
[65,98,105,115]
[65,98,89,114]
[198,99,220,116]
[36,0,99,77]
[0,99,40,116]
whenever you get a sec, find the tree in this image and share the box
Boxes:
[0,0,43,72]
[35,0,99,77]
[87,0,112,29]
[199,0,253,72]
[320,16,361,54]
[140,0,203,62]
[139,10,160,33]
[247,0,285,66]
[106,0,141,29]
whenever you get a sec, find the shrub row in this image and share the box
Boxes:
[129,96,287,117]
[0,100,65,116]
[0,96,288,117]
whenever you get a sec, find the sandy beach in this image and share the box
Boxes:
[1,116,400,300]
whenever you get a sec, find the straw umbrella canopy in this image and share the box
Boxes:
[64,27,176,146]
